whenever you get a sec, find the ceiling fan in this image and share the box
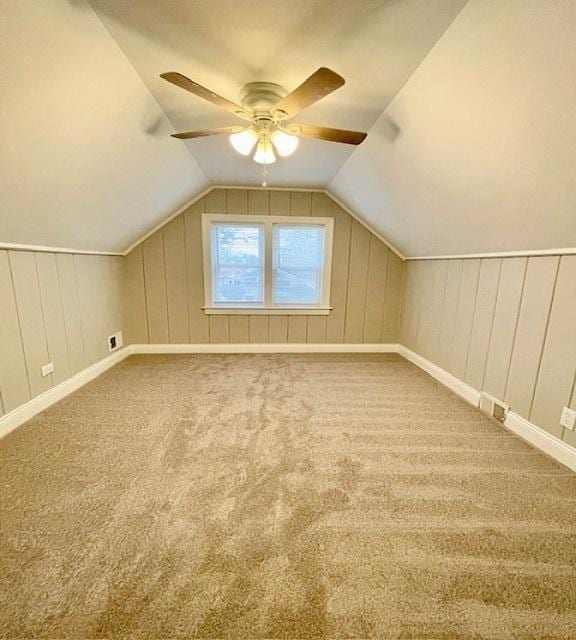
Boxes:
[160,68,367,165]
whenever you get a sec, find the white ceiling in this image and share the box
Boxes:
[331,0,576,256]
[88,0,468,188]
[0,0,208,253]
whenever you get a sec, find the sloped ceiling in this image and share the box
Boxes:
[0,0,208,254]
[330,0,576,256]
[88,0,467,188]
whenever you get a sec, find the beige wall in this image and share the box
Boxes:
[401,256,576,446]
[0,250,124,417]
[123,188,404,346]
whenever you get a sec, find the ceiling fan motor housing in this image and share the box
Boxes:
[239,82,288,117]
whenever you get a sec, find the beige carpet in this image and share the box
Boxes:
[1,354,575,639]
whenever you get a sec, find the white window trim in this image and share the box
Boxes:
[202,214,334,314]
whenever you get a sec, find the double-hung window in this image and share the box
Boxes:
[202,214,333,314]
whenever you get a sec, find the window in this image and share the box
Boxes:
[202,214,333,314]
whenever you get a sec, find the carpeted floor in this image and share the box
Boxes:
[0,354,575,639]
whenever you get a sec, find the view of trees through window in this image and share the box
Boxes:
[210,223,327,305]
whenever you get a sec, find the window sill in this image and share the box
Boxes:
[203,307,332,316]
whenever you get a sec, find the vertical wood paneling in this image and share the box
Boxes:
[449,259,481,379]
[425,260,448,363]
[363,238,389,343]
[9,251,52,397]
[210,316,229,343]
[36,253,71,384]
[143,234,169,343]
[249,316,269,343]
[288,316,307,343]
[269,191,290,216]
[290,191,312,216]
[505,256,559,418]
[483,257,527,399]
[248,190,269,215]
[400,262,420,349]
[436,259,463,370]
[344,221,371,343]
[229,315,250,343]
[184,201,210,343]
[126,188,404,349]
[0,251,30,413]
[163,217,189,343]
[530,255,576,438]
[269,316,288,343]
[414,260,438,357]
[325,203,351,343]
[226,189,248,214]
[465,258,501,390]
[381,253,404,342]
[121,246,148,345]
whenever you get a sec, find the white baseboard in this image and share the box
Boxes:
[0,346,133,440]
[397,345,576,471]
[504,411,576,472]
[397,345,481,406]
[3,341,575,473]
[131,343,399,354]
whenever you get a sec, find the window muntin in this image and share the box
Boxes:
[202,214,333,313]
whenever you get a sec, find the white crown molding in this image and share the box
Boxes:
[406,248,576,261]
[0,346,133,441]
[0,242,123,257]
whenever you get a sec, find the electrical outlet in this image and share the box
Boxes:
[560,407,576,430]
[41,363,54,377]
[108,331,123,352]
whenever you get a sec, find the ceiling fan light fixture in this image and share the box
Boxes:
[229,128,258,155]
[271,129,299,157]
[253,139,276,164]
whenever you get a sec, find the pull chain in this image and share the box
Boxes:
[261,166,268,188]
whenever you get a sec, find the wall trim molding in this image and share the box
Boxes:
[0,346,133,440]
[397,345,481,406]
[406,247,576,261]
[504,411,576,472]
[0,242,123,257]
[131,343,400,354]
[120,185,407,261]
[397,345,576,472]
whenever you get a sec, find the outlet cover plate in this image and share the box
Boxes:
[560,407,576,430]
[41,363,54,377]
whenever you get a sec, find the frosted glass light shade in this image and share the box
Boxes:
[253,140,276,164]
[271,130,299,157]
[229,128,258,155]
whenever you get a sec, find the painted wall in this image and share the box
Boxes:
[123,188,404,345]
[401,256,576,447]
[0,250,124,417]
[330,0,576,256]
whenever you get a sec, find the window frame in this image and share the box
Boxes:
[202,213,334,315]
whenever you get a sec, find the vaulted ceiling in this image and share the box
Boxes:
[2,0,576,256]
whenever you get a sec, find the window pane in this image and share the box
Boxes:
[273,225,326,304]
[211,224,264,303]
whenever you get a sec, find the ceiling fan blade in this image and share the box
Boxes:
[287,123,367,145]
[172,126,245,140]
[273,68,345,118]
[161,72,250,119]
